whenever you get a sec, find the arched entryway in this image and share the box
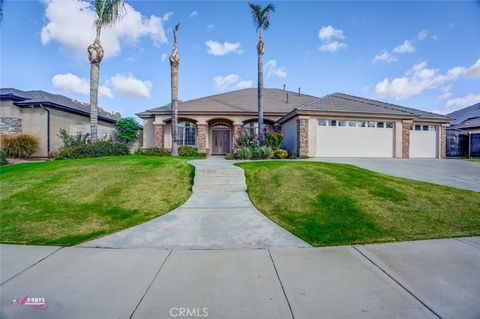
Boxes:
[211,123,231,155]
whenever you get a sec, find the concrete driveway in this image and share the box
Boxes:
[2,237,480,318]
[309,158,480,192]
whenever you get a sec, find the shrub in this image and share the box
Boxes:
[58,128,89,148]
[52,140,130,159]
[0,150,8,166]
[140,147,169,156]
[264,131,284,149]
[274,149,288,159]
[225,152,235,160]
[236,134,258,148]
[178,145,206,158]
[0,134,39,158]
[235,147,253,160]
[114,117,141,143]
[253,145,274,159]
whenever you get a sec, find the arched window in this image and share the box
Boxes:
[177,121,196,146]
[244,121,273,136]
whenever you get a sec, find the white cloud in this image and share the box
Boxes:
[235,80,253,90]
[465,59,480,79]
[319,41,347,52]
[435,86,452,102]
[41,0,169,59]
[52,73,113,98]
[393,40,415,54]
[445,94,480,111]
[374,61,464,100]
[265,60,287,78]
[161,53,168,62]
[318,26,346,53]
[207,24,215,31]
[213,74,252,91]
[418,30,429,41]
[318,25,345,41]
[372,50,397,63]
[190,11,199,18]
[162,12,173,21]
[205,40,243,56]
[110,74,152,98]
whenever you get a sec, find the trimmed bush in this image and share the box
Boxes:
[0,134,39,158]
[274,149,288,159]
[264,131,284,149]
[52,140,130,159]
[225,152,235,160]
[136,147,169,156]
[235,147,253,160]
[253,145,274,159]
[0,150,8,166]
[178,145,206,158]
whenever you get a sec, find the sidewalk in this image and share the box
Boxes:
[1,237,479,318]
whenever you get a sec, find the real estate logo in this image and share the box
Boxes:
[10,296,48,310]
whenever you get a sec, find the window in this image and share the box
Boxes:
[338,120,347,127]
[359,121,366,127]
[367,121,375,128]
[377,122,384,128]
[244,121,273,135]
[177,121,197,146]
[415,125,422,131]
[318,119,328,126]
[423,125,429,131]
[429,125,436,131]
[330,120,337,126]
[386,122,394,128]
[347,121,357,127]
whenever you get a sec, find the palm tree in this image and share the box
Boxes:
[88,0,125,142]
[248,2,275,145]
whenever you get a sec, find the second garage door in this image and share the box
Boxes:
[316,119,394,157]
[409,124,438,158]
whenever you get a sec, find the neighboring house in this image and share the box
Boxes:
[0,88,121,157]
[446,103,480,157]
[138,88,451,158]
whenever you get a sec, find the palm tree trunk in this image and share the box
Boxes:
[170,64,179,156]
[88,25,104,142]
[257,30,265,145]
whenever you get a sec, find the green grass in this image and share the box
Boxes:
[0,156,194,246]
[237,161,480,246]
[468,158,480,162]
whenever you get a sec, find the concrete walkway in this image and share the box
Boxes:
[80,157,309,249]
[2,237,479,318]
[309,158,480,192]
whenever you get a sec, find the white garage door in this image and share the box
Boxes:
[316,119,394,157]
[410,124,437,158]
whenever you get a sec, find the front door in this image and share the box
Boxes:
[212,129,230,154]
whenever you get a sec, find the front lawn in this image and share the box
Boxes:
[468,158,480,162]
[0,156,194,245]
[237,161,480,246]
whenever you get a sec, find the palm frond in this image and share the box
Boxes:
[247,2,275,31]
[93,0,126,28]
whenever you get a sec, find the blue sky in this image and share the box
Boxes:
[1,0,479,119]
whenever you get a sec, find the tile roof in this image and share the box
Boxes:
[1,88,121,122]
[142,88,318,114]
[296,93,451,121]
[447,103,480,128]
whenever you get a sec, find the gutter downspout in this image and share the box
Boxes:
[39,104,51,155]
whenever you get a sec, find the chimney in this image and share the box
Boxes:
[298,87,301,96]
[283,84,286,91]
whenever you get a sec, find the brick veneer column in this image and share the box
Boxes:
[153,123,165,148]
[197,123,207,153]
[439,124,448,159]
[297,118,309,157]
[233,124,244,149]
[402,120,412,158]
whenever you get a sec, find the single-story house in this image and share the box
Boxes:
[446,103,480,157]
[138,88,451,158]
[0,88,121,157]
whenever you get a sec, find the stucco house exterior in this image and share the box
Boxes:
[138,88,451,158]
[0,88,120,157]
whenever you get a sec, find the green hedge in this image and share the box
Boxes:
[0,150,8,166]
[52,140,130,159]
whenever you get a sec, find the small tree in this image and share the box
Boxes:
[114,117,141,144]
